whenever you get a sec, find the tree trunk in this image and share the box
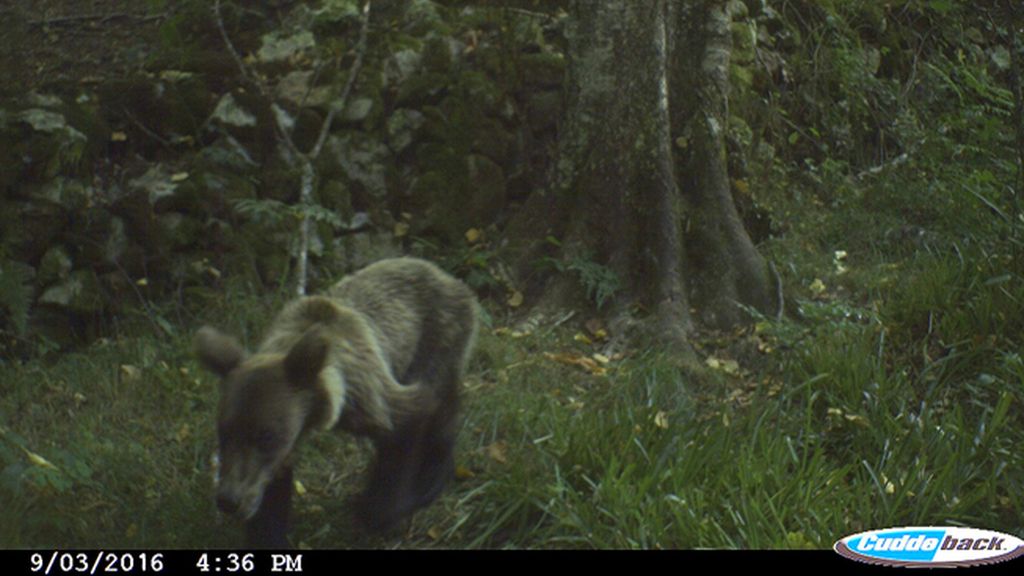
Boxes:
[513,0,774,338]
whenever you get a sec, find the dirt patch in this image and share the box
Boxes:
[0,0,167,97]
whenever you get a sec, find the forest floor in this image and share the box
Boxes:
[1,0,166,95]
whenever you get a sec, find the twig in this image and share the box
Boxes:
[310,0,372,159]
[121,107,173,150]
[29,12,166,27]
[212,0,299,157]
[502,7,559,21]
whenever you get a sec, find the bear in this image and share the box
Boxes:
[195,257,478,548]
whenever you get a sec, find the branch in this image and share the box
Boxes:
[212,0,299,157]
[29,12,166,27]
[310,0,372,160]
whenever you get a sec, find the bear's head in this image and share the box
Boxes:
[195,326,332,521]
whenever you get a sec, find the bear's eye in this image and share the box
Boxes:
[253,429,277,453]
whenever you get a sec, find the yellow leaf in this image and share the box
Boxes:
[592,353,609,365]
[507,290,524,308]
[394,222,410,238]
[464,228,482,244]
[294,479,306,496]
[120,364,142,383]
[23,448,57,470]
[427,525,442,541]
[486,441,508,464]
[721,359,740,375]
[809,278,826,295]
[654,411,669,430]
[592,328,608,341]
[455,465,475,480]
[573,333,592,345]
[136,278,149,287]
[170,172,190,182]
[110,131,127,142]
[705,357,721,369]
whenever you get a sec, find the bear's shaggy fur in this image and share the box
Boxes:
[195,257,478,547]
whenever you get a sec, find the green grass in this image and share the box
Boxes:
[2,238,1020,549]
[2,171,1023,549]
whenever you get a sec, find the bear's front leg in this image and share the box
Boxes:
[244,466,293,549]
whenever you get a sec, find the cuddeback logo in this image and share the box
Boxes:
[834,526,1024,567]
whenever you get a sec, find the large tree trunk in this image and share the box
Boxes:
[512,0,774,339]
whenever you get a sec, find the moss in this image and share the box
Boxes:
[518,52,566,88]
[395,72,449,107]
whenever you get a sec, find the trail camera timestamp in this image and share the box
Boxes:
[195,554,302,573]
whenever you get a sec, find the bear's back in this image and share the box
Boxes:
[328,258,477,381]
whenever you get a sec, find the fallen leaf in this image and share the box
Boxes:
[721,359,740,375]
[110,131,127,142]
[465,228,482,244]
[455,465,475,480]
[654,411,669,429]
[170,172,190,182]
[23,448,57,470]
[427,526,442,541]
[394,222,410,238]
[294,479,307,496]
[486,441,508,464]
[507,290,524,308]
[573,333,593,345]
[120,364,142,383]
[543,352,607,375]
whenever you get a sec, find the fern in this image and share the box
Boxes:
[541,254,620,309]
[567,257,620,309]
[232,198,290,225]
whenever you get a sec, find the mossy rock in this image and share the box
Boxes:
[326,134,393,203]
[387,109,426,154]
[518,52,565,89]
[732,21,757,66]
[158,213,205,250]
[318,179,355,219]
[469,116,512,164]
[37,246,72,287]
[527,90,563,133]
[395,72,449,108]
[37,269,103,315]
[8,201,68,262]
[464,154,506,224]
[457,71,509,118]
[421,36,454,74]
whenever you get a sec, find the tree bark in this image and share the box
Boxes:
[513,0,774,338]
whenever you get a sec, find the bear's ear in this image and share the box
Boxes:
[285,328,328,388]
[195,326,245,378]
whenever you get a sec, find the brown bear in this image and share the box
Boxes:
[195,257,478,548]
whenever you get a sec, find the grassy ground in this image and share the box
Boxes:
[1,210,1021,549]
